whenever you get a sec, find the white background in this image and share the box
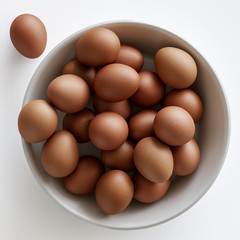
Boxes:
[1,0,240,239]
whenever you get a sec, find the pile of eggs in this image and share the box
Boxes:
[18,27,203,215]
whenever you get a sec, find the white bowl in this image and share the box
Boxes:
[22,21,230,229]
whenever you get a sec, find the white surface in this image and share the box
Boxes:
[1,0,239,239]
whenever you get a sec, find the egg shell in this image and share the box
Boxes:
[62,59,97,92]
[133,137,173,183]
[88,112,129,150]
[75,27,120,67]
[132,172,171,203]
[163,89,204,122]
[171,138,200,176]
[41,130,79,178]
[93,63,140,102]
[95,170,134,215]
[101,139,135,172]
[154,47,197,89]
[63,156,104,195]
[47,74,90,113]
[92,94,132,119]
[10,14,47,58]
[128,109,157,142]
[114,44,144,72]
[131,71,165,107]
[18,99,58,143]
[153,106,195,146]
[62,108,94,143]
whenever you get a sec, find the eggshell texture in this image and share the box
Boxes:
[47,74,90,113]
[128,109,157,142]
[41,130,79,178]
[92,94,132,119]
[63,156,104,194]
[163,89,204,122]
[62,59,97,92]
[95,170,134,215]
[154,47,197,89]
[10,14,47,58]
[101,139,135,172]
[93,63,140,102]
[18,99,58,143]
[114,45,144,72]
[131,71,165,107]
[75,27,120,67]
[133,137,173,183]
[171,139,200,176]
[62,108,94,143]
[132,172,171,203]
[153,106,195,146]
[88,112,128,150]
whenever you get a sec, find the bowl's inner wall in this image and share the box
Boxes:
[22,22,229,229]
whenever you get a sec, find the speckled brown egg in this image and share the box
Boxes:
[75,27,120,67]
[153,106,195,146]
[18,99,58,143]
[95,170,134,215]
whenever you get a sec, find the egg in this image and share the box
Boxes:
[92,94,132,119]
[133,137,173,183]
[18,99,58,143]
[163,89,204,122]
[63,156,104,195]
[153,106,195,146]
[41,130,79,178]
[171,139,200,176]
[93,63,140,102]
[47,74,90,113]
[62,108,94,143]
[128,109,157,142]
[95,170,134,215]
[131,71,165,107]
[132,171,171,203]
[62,59,97,92]
[154,47,197,89]
[88,112,128,150]
[10,14,47,58]
[101,139,135,172]
[75,27,120,67]
[114,45,144,72]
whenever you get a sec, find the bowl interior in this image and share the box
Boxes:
[22,22,229,229]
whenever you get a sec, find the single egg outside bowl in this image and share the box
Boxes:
[21,21,230,230]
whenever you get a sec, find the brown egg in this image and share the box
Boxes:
[62,59,97,92]
[47,74,90,113]
[101,139,135,172]
[88,112,128,150]
[153,106,195,146]
[171,139,200,176]
[41,130,79,178]
[75,27,120,67]
[92,94,132,119]
[10,14,47,58]
[133,137,173,183]
[93,63,140,102]
[164,89,204,122]
[128,109,157,142]
[95,170,134,215]
[62,108,94,143]
[132,172,171,203]
[114,45,144,72]
[18,99,58,143]
[131,71,165,107]
[154,47,197,89]
[63,156,104,194]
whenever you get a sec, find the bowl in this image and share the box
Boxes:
[21,21,230,229]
